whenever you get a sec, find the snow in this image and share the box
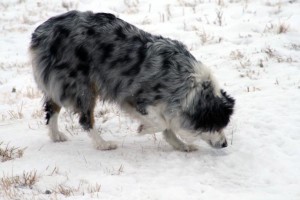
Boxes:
[1,0,300,199]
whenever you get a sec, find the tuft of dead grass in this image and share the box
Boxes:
[193,26,222,45]
[262,46,294,63]
[215,9,224,26]
[124,0,139,14]
[52,182,101,197]
[264,21,290,34]
[56,185,76,197]
[0,170,38,199]
[0,142,26,162]
[277,22,289,34]
[7,103,24,120]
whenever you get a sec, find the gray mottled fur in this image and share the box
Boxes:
[30,10,235,151]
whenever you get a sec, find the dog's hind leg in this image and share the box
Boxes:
[44,98,68,142]
[163,129,198,152]
[76,89,117,150]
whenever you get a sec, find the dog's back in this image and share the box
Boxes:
[30,10,196,112]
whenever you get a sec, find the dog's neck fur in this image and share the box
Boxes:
[181,62,221,113]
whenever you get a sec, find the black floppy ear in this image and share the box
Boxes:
[184,90,235,132]
[221,90,235,108]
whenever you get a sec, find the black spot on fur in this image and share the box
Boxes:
[110,55,132,69]
[162,58,172,70]
[49,26,70,55]
[115,27,127,40]
[154,95,162,100]
[87,28,95,35]
[121,55,132,64]
[131,36,143,43]
[152,83,164,92]
[54,62,69,70]
[75,46,89,62]
[69,70,77,78]
[99,43,114,63]
[121,64,141,76]
[77,63,89,76]
[121,46,146,76]
[50,38,61,55]
[57,26,70,38]
[135,89,143,96]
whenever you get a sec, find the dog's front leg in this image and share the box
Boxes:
[163,129,198,152]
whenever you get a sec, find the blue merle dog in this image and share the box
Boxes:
[30,11,235,151]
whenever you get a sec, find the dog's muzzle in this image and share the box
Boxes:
[209,139,228,149]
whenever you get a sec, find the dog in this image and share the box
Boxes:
[30,10,235,152]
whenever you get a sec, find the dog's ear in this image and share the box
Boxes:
[184,90,235,132]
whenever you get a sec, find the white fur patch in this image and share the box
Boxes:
[48,113,68,142]
[88,128,117,150]
[181,62,221,111]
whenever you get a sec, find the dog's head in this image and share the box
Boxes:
[180,64,235,148]
[187,89,235,132]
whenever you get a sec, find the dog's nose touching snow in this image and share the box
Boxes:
[202,130,228,149]
[222,140,228,148]
[209,138,228,149]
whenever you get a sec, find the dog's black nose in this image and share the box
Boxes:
[222,140,228,148]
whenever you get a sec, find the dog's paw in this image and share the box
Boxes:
[95,141,118,151]
[49,131,68,142]
[179,144,198,152]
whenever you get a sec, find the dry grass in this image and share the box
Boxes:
[230,50,244,60]
[0,170,37,199]
[7,103,24,120]
[55,185,76,197]
[263,47,276,58]
[285,43,300,51]
[0,166,102,199]
[124,0,139,14]
[264,22,290,34]
[262,47,294,63]
[193,26,222,45]
[52,182,101,197]
[31,109,44,119]
[0,142,26,162]
[62,0,78,11]
[277,22,289,34]
[215,9,224,26]
[21,87,42,99]
[246,86,261,93]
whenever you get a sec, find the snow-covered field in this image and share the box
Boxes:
[0,0,300,199]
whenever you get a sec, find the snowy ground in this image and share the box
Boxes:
[1,0,300,199]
